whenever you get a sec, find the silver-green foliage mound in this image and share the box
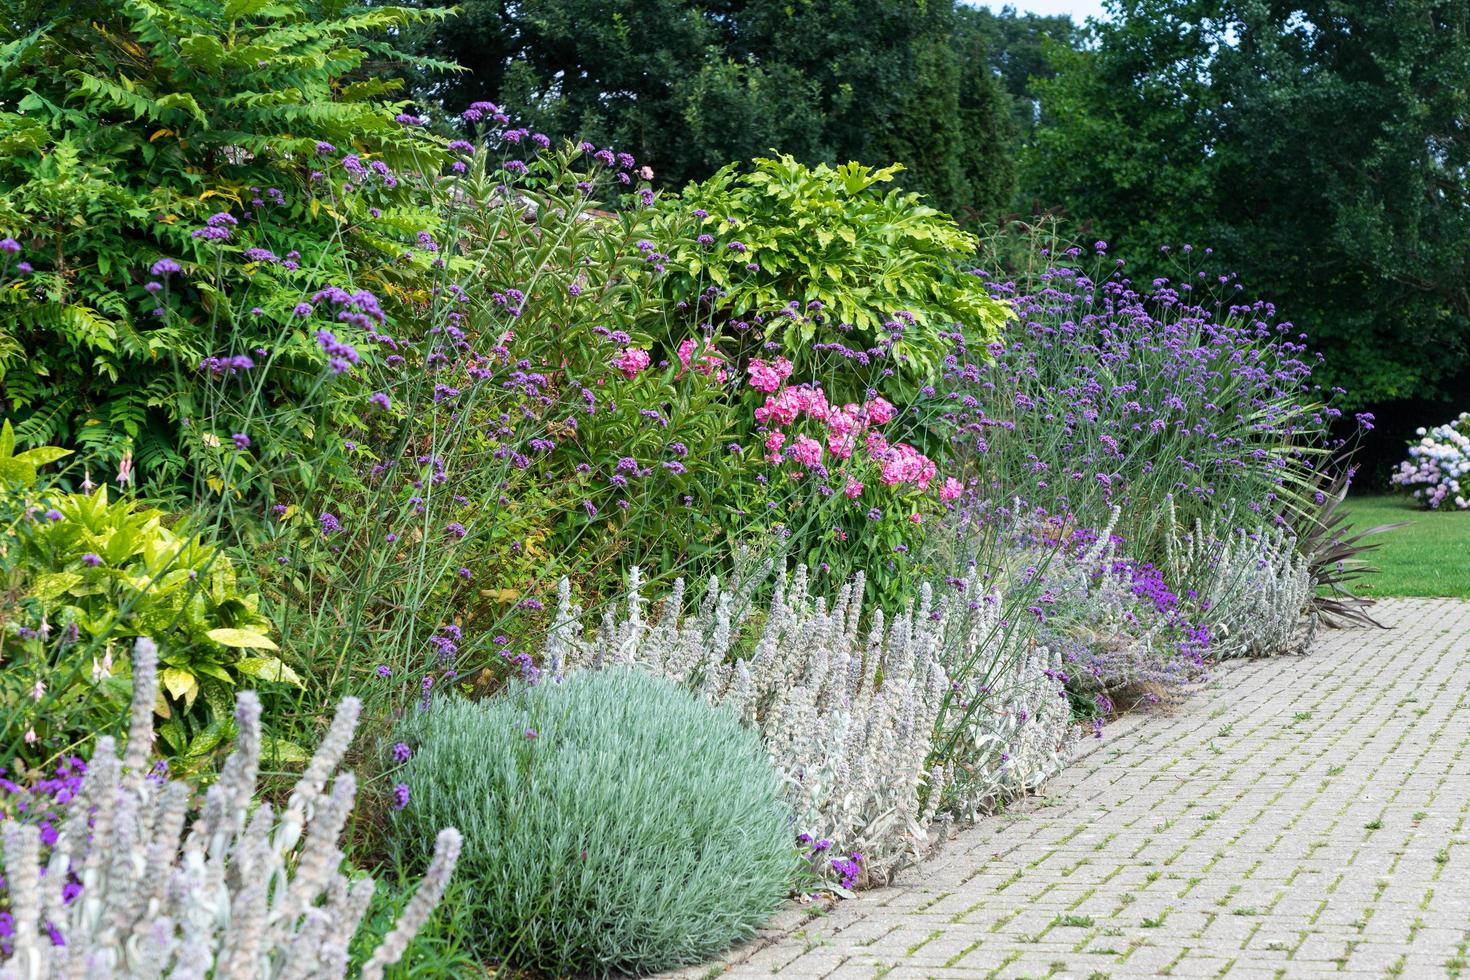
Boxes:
[394,666,796,977]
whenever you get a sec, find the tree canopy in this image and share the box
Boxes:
[399,0,1019,218]
[1024,0,1470,406]
[393,0,1470,407]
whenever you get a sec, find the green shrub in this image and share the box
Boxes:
[393,667,796,977]
[0,436,288,765]
[650,155,1012,398]
[0,0,451,482]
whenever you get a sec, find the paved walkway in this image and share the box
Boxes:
[687,599,1470,979]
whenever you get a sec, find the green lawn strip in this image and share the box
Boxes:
[1340,495,1470,598]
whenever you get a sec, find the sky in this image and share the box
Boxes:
[969,0,1111,23]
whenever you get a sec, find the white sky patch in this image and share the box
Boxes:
[966,0,1112,23]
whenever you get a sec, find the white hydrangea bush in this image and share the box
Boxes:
[544,560,1077,886]
[0,638,461,980]
[1392,412,1470,510]
[1166,515,1316,659]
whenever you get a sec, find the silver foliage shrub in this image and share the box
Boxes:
[0,638,461,979]
[545,561,1077,886]
[1166,512,1316,659]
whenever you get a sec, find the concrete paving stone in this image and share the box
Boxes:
[664,600,1470,980]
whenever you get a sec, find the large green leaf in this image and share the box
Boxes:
[30,570,83,602]
[234,655,302,686]
[206,627,278,650]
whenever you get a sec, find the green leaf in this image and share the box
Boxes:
[261,735,311,765]
[30,571,83,602]
[12,446,72,467]
[160,667,199,704]
[234,656,302,687]
[206,627,278,650]
[0,458,36,485]
[183,720,228,758]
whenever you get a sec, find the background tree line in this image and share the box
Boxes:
[395,0,1470,477]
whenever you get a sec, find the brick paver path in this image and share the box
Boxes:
[687,598,1470,979]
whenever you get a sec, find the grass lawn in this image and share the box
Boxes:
[1339,494,1470,598]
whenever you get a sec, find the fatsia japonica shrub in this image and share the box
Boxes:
[0,638,461,977]
[392,666,794,977]
[0,0,454,481]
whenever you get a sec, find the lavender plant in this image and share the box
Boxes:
[976,507,1212,729]
[942,237,1368,558]
[1165,508,1316,659]
[0,638,461,977]
[392,666,794,977]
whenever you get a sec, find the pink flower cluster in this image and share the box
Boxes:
[746,357,793,393]
[747,369,937,491]
[612,346,651,379]
[864,431,937,489]
[676,338,728,382]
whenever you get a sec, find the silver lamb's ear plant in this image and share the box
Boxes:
[0,637,461,979]
[1167,515,1316,659]
[553,563,1077,886]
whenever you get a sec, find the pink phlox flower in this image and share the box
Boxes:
[788,434,823,468]
[676,338,728,382]
[864,396,896,426]
[611,346,651,379]
[755,384,827,426]
[745,356,793,393]
[878,443,937,489]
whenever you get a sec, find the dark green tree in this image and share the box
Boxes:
[397,0,1018,217]
[1024,0,1470,406]
[954,4,1083,145]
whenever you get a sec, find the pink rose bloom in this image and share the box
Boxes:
[939,477,964,503]
[844,478,864,499]
[612,346,651,379]
[788,434,823,468]
[865,396,895,426]
[745,356,793,393]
